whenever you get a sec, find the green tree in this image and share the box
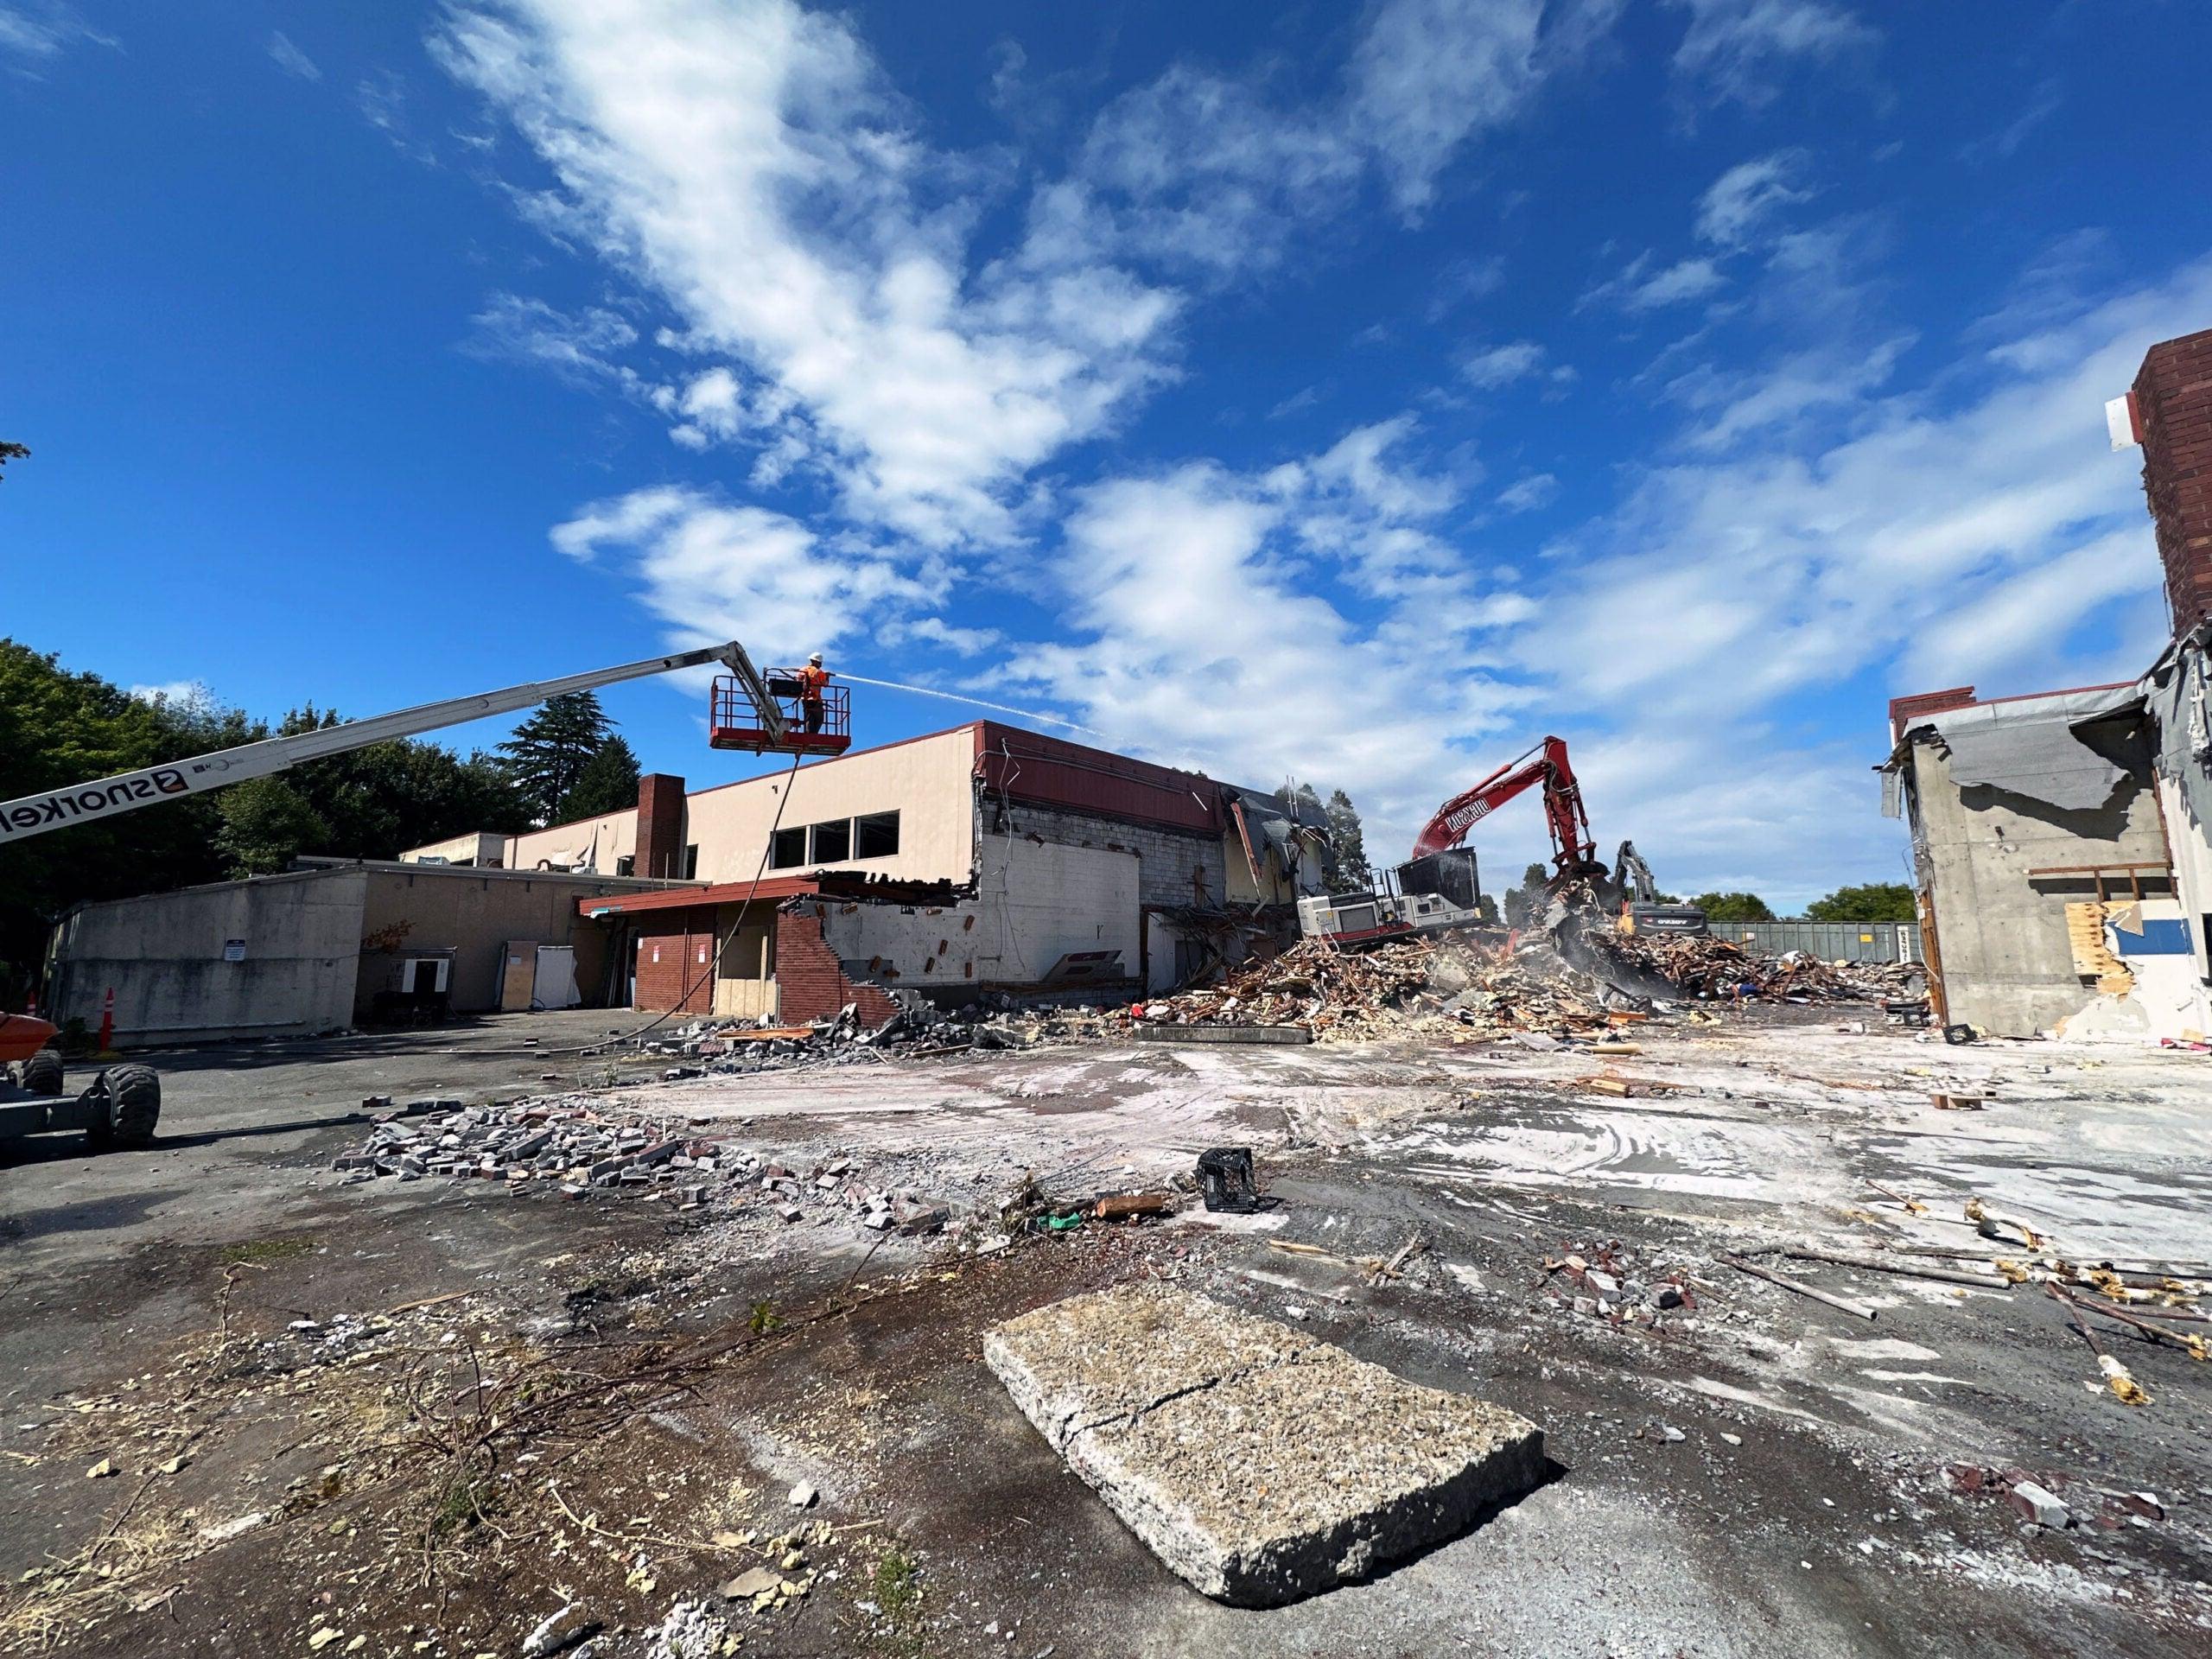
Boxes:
[499,691,614,824]
[1324,788,1368,887]
[269,705,530,860]
[557,734,641,822]
[1503,861,1549,927]
[0,441,27,480]
[1806,881,1916,922]
[214,776,332,874]
[1692,890,1775,922]
[0,640,251,1006]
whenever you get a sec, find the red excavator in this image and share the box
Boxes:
[1300,736,1703,945]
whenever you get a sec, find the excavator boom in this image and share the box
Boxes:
[1408,734,1598,876]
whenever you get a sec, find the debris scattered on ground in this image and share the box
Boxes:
[1539,1240,1696,1326]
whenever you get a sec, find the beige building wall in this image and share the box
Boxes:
[475,728,981,885]
[400,831,508,867]
[685,728,977,884]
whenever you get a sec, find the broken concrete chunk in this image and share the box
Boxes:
[788,1481,817,1509]
[2009,1480,2071,1529]
[985,1284,1542,1606]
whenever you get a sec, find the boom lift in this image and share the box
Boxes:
[0,638,843,1150]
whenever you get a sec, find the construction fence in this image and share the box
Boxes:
[1719,920,1921,964]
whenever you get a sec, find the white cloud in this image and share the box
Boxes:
[1459,340,1548,389]
[1666,0,1877,110]
[437,0,1182,550]
[551,486,944,664]
[1694,150,1809,249]
[465,293,639,384]
[0,3,112,63]
[1522,256,2212,724]
[1584,251,1729,313]
[999,423,1541,861]
[267,30,321,82]
[127,679,213,709]
[1497,472,1559,512]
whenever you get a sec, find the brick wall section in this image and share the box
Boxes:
[2134,327,2212,635]
[984,800,1228,908]
[635,772,688,880]
[631,905,717,1014]
[776,906,901,1027]
[1888,687,1978,743]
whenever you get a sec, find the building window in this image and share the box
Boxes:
[770,827,809,869]
[683,843,699,880]
[614,855,635,877]
[855,810,899,859]
[810,818,851,863]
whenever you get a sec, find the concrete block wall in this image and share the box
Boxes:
[2134,327,2212,635]
[820,839,1141,994]
[986,800,1227,909]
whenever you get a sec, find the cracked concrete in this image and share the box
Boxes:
[985,1284,1545,1606]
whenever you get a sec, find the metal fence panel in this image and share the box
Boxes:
[1720,920,1916,963]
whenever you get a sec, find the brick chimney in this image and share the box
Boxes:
[2133,326,2212,636]
[634,773,688,880]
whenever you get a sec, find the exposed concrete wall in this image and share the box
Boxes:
[1912,742,2176,1037]
[2156,772,2212,986]
[48,869,368,1044]
[986,799,1227,910]
[356,868,632,1016]
[817,839,1141,994]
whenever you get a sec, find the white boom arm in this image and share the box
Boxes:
[0,640,783,844]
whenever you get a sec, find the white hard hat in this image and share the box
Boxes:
[809,652,823,664]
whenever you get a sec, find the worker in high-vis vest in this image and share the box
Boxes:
[795,652,831,734]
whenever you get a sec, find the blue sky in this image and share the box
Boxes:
[4,0,2208,905]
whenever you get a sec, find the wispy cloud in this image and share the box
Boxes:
[0,2,115,67]
[1666,0,1877,110]
[1583,251,1729,313]
[267,30,321,83]
[1694,149,1811,249]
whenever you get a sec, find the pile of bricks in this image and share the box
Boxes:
[332,1099,950,1233]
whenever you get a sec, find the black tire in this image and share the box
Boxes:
[21,1048,62,1098]
[83,1065,161,1149]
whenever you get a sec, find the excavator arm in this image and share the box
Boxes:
[1408,734,1599,877]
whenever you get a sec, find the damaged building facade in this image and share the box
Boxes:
[400,721,1334,1022]
[1885,325,2212,1039]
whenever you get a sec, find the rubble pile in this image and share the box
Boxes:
[333,1100,955,1235]
[1137,938,1437,1036]
[1539,1239,1698,1328]
[1580,929,1921,1002]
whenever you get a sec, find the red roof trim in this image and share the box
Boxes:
[576,876,819,917]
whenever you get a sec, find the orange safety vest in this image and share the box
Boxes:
[795,665,830,701]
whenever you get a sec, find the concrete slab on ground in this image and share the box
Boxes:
[986,1282,1544,1606]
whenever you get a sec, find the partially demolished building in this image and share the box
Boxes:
[401,721,1334,1020]
[1885,326,2212,1039]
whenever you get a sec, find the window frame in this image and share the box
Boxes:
[769,826,809,870]
[808,817,851,864]
[854,810,899,860]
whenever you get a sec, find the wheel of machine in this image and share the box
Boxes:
[21,1048,62,1098]
[81,1065,161,1149]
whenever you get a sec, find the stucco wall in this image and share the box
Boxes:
[48,868,369,1044]
[1913,741,2176,1037]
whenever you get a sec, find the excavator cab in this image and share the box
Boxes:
[708,671,851,756]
